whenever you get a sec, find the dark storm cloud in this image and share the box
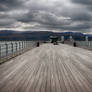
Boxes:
[37,20,91,32]
[0,18,17,28]
[0,0,24,11]
[72,13,91,21]
[71,0,92,13]
[71,0,92,5]
[0,0,92,33]
[17,11,71,29]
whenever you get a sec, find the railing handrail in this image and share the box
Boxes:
[0,41,36,64]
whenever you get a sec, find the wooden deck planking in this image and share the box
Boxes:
[0,43,92,92]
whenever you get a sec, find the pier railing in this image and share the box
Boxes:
[64,40,92,50]
[0,41,36,64]
[76,41,92,49]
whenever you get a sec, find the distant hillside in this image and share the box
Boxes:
[0,30,53,41]
[0,30,91,41]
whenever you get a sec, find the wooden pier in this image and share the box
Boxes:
[0,43,92,92]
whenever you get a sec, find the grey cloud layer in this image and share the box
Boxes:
[72,0,92,5]
[0,0,92,32]
[0,0,24,11]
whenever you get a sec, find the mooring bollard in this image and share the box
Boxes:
[37,42,40,47]
[62,41,64,44]
[73,42,77,47]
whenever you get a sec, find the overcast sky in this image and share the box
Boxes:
[0,0,92,33]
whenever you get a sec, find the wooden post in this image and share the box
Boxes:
[5,43,8,56]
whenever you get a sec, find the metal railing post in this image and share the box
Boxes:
[26,41,28,48]
[19,42,21,50]
[0,45,1,59]
[5,43,8,56]
[91,41,92,48]
[23,41,24,48]
[11,42,13,54]
[24,41,26,48]
[27,41,28,48]
[22,41,24,49]
[26,41,27,48]
[15,42,18,52]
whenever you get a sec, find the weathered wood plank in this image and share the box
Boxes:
[0,43,92,92]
